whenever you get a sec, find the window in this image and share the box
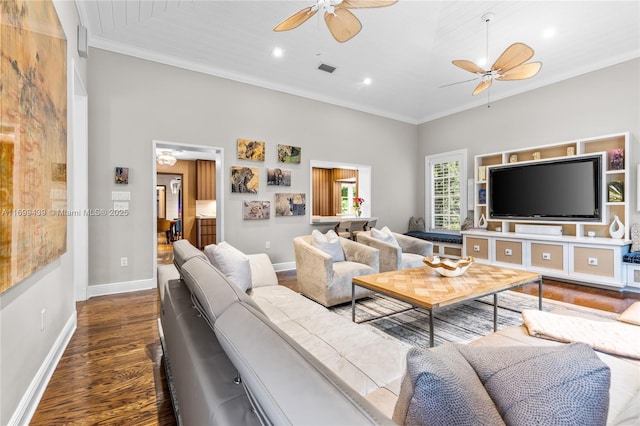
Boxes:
[426,150,467,232]
[340,182,357,214]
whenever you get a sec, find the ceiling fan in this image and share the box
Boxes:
[451,13,542,96]
[273,0,398,43]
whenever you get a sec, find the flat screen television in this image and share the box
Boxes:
[488,154,604,222]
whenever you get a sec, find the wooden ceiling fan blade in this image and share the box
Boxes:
[274,7,317,31]
[325,8,362,42]
[472,79,492,95]
[496,62,542,81]
[491,42,535,73]
[341,0,398,8]
[452,60,486,75]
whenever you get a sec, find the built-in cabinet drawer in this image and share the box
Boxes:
[197,218,216,249]
[495,240,523,265]
[573,246,615,277]
[465,237,489,260]
[530,243,565,271]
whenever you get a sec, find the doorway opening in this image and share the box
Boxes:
[152,141,224,271]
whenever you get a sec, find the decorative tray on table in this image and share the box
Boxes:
[423,256,474,277]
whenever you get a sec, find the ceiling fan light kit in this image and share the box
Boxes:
[451,12,543,96]
[274,0,398,43]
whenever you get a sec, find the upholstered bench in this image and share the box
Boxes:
[404,231,463,259]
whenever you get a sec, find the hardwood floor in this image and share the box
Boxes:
[31,269,640,425]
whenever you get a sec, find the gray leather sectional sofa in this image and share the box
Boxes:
[157,239,640,425]
[157,240,402,425]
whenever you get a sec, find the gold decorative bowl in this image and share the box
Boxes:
[423,256,474,277]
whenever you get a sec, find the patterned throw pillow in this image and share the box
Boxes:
[408,216,426,232]
[631,223,640,252]
[311,229,345,262]
[459,343,611,426]
[392,345,505,426]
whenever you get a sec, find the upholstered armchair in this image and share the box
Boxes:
[293,235,379,307]
[356,228,433,273]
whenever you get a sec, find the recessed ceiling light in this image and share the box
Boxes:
[363,77,372,85]
[272,47,284,58]
[543,27,556,38]
[477,57,488,67]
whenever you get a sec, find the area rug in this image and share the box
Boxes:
[330,291,617,348]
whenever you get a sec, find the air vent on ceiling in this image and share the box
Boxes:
[318,63,336,73]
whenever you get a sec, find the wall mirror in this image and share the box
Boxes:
[309,160,371,224]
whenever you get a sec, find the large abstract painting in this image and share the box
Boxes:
[0,0,67,293]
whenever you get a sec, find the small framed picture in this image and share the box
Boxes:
[609,148,624,170]
[115,167,129,184]
[237,139,265,161]
[267,168,291,186]
[243,201,270,220]
[277,144,301,163]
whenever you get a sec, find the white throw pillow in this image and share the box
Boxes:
[311,229,345,262]
[371,226,399,247]
[204,242,252,292]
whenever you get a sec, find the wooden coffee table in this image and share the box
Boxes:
[351,263,542,347]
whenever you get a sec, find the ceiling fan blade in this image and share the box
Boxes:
[274,7,317,31]
[325,8,362,42]
[472,79,492,96]
[496,62,542,81]
[341,0,398,8]
[439,77,479,88]
[491,42,534,73]
[452,60,486,75]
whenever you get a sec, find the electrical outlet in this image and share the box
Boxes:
[542,252,551,260]
[265,241,271,249]
[588,257,598,266]
[121,257,128,267]
[41,308,46,331]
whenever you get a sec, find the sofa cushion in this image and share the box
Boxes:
[392,344,505,426]
[181,257,263,327]
[204,242,252,292]
[371,227,399,247]
[311,229,345,262]
[458,343,611,426]
[214,301,395,425]
[173,239,208,274]
[400,253,425,269]
[618,301,640,326]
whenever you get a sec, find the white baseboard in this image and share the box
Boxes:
[87,278,156,299]
[9,312,77,426]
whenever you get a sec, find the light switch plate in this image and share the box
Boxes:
[113,201,129,211]
[112,191,131,201]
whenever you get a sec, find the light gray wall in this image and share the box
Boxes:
[87,48,418,287]
[0,1,87,423]
[417,59,640,225]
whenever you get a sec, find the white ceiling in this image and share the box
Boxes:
[76,1,640,124]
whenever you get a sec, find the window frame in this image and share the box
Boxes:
[425,149,467,233]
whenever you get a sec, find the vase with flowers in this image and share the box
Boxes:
[353,196,364,217]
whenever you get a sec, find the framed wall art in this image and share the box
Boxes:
[115,166,129,184]
[237,138,265,161]
[277,144,301,164]
[0,0,68,293]
[266,168,291,186]
[231,166,259,193]
[275,193,306,216]
[243,201,270,220]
